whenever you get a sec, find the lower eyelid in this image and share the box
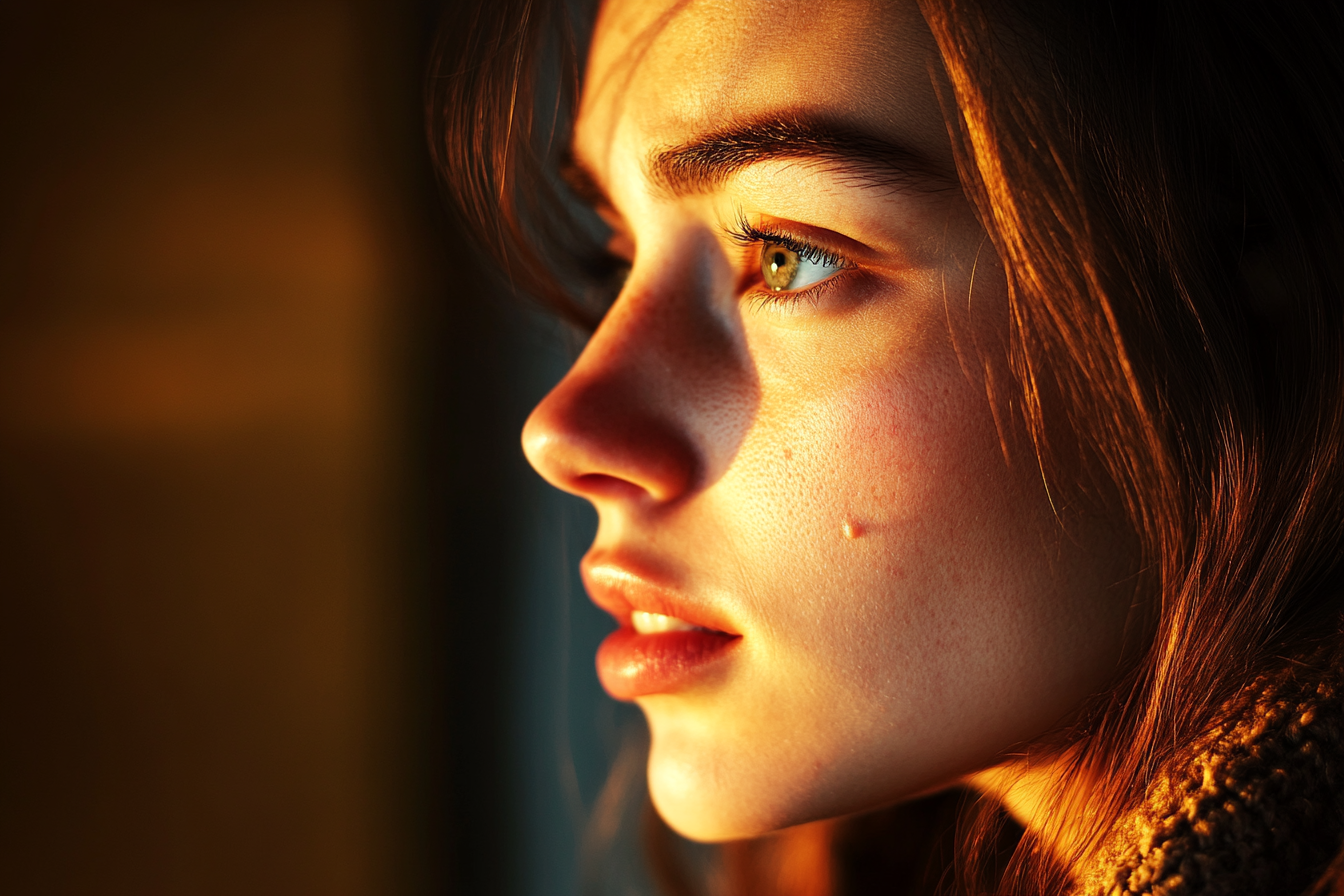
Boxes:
[745,269,858,312]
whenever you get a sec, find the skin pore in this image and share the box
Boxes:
[522,0,1139,850]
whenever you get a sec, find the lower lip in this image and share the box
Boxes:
[595,627,740,700]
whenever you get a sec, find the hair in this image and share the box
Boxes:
[428,0,1344,892]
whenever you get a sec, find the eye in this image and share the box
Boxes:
[760,241,845,293]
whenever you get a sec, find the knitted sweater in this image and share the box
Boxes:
[1075,643,1344,896]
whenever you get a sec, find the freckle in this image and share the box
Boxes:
[783,448,793,461]
[842,519,864,539]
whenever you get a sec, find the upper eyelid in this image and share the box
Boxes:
[723,217,853,271]
[587,216,854,312]
[583,192,862,282]
[728,224,857,309]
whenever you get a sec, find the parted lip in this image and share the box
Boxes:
[581,556,738,635]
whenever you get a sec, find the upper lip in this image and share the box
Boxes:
[581,555,737,635]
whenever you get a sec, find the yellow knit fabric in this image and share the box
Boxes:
[1078,645,1344,896]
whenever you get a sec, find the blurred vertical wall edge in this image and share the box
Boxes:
[0,2,511,893]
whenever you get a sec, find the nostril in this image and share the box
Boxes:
[519,328,703,505]
[521,396,699,504]
[516,365,698,505]
[571,472,656,503]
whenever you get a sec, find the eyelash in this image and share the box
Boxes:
[724,213,854,309]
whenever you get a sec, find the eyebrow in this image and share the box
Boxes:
[562,115,957,213]
[649,116,957,197]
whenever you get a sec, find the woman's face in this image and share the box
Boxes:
[523,0,1136,841]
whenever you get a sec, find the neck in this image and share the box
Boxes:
[966,750,1099,871]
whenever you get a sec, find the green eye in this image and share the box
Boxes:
[758,240,844,293]
[762,243,801,291]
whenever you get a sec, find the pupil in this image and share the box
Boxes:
[772,252,787,271]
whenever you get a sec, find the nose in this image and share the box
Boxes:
[521,284,711,507]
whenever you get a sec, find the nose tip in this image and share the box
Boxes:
[521,368,698,506]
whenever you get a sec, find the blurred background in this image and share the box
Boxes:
[0,2,633,893]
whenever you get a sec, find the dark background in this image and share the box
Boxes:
[0,2,630,893]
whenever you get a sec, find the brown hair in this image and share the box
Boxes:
[428,0,1344,891]
[920,0,1344,890]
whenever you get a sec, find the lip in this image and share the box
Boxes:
[583,560,740,700]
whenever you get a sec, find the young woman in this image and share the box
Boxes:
[430,1,1344,892]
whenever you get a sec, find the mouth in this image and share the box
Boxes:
[583,562,741,701]
[631,610,703,634]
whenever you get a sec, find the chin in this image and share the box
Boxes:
[642,707,839,843]
[646,750,772,843]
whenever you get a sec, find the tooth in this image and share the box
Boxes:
[631,610,699,634]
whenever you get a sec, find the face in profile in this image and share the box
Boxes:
[522,0,1137,842]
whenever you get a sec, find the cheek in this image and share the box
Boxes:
[641,299,1133,838]
[726,340,1033,656]
[703,335,1096,761]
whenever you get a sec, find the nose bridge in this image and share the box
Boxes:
[600,222,753,417]
[589,265,716,404]
[521,246,755,506]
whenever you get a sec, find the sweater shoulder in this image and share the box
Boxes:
[1078,639,1344,896]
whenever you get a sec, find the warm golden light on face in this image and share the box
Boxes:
[521,0,1138,842]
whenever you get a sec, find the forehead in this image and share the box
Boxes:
[575,0,952,190]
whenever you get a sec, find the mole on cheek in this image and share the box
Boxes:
[842,519,865,539]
